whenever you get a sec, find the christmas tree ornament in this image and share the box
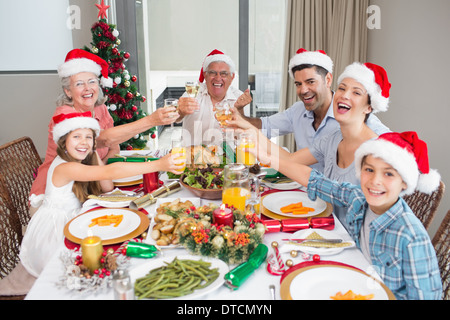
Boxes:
[95,0,110,19]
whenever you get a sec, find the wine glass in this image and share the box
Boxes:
[214,100,234,149]
[185,81,200,113]
[164,98,178,132]
[185,81,199,98]
[214,100,233,128]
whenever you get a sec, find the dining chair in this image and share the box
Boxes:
[402,181,445,230]
[0,175,29,300]
[432,209,450,300]
[0,136,43,230]
[0,177,23,279]
[0,137,42,299]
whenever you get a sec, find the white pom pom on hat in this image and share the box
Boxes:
[355,131,440,196]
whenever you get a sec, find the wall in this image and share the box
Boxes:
[367,0,450,236]
[0,0,98,156]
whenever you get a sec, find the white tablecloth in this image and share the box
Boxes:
[25,183,378,300]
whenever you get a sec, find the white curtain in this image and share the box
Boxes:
[279,0,369,151]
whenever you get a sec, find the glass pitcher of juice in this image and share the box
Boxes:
[222,164,251,212]
[222,164,265,215]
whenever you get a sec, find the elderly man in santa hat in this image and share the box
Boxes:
[176,49,251,146]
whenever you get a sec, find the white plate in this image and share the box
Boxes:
[145,198,201,249]
[262,191,327,217]
[289,266,390,300]
[113,174,143,184]
[130,255,229,300]
[285,229,355,256]
[68,208,141,240]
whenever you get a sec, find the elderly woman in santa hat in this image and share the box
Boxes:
[29,49,178,211]
[175,49,252,146]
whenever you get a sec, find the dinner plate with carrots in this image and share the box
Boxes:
[262,191,327,218]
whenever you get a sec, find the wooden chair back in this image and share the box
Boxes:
[432,209,450,300]
[0,137,42,279]
[403,181,445,230]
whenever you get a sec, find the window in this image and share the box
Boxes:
[118,0,286,142]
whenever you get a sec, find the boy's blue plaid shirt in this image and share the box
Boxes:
[307,169,442,300]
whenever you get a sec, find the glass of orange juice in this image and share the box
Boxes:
[171,138,186,172]
[236,132,256,166]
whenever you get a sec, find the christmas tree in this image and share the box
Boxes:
[83,6,155,150]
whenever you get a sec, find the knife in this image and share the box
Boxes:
[263,177,293,184]
[282,238,343,244]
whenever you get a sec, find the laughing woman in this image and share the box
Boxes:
[231,62,392,229]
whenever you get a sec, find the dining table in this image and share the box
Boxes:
[24,172,389,301]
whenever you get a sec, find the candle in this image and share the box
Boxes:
[81,233,103,272]
[213,204,234,227]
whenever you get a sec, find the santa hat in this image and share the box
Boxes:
[58,49,113,88]
[338,62,391,113]
[355,132,440,196]
[52,111,101,143]
[288,48,334,79]
[199,49,236,83]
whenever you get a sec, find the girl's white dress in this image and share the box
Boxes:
[20,156,81,277]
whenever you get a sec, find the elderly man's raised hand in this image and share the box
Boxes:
[178,97,200,117]
[234,89,252,110]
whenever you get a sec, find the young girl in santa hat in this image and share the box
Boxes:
[19,112,185,278]
[254,131,442,300]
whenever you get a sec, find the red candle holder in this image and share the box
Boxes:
[213,204,233,228]
[143,172,159,194]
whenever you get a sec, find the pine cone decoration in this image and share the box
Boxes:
[105,254,118,271]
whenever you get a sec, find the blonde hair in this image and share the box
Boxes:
[56,129,102,202]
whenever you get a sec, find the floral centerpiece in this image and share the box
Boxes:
[177,204,266,264]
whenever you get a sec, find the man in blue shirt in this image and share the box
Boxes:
[235,48,389,171]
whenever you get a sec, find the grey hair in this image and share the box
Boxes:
[56,76,107,107]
